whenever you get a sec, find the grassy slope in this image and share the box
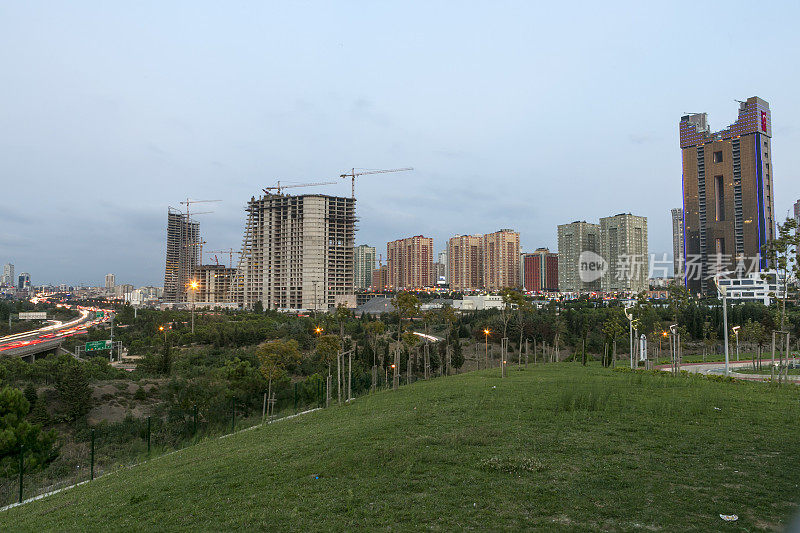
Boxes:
[5,365,800,531]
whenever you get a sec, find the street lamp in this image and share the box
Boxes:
[713,272,731,377]
[623,307,635,370]
[483,328,490,370]
[732,325,740,362]
[314,326,323,336]
[189,280,199,334]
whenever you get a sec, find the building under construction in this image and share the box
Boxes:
[163,207,200,303]
[230,193,356,311]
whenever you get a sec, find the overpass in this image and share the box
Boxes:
[0,306,110,361]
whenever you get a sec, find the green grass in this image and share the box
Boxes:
[4,364,800,531]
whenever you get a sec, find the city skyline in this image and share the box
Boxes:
[2,3,800,286]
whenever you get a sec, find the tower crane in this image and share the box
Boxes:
[207,248,240,269]
[339,167,413,198]
[262,181,337,195]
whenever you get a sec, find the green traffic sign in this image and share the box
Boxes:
[86,340,111,352]
[96,311,104,318]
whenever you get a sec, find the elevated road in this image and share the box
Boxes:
[0,306,111,360]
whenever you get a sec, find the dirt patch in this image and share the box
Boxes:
[92,384,118,399]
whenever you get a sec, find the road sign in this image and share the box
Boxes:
[19,312,47,320]
[95,311,104,318]
[86,340,112,352]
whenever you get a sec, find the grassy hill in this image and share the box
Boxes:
[4,365,800,531]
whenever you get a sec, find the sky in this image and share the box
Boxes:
[1,1,799,287]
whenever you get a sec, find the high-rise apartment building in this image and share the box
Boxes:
[2,263,13,287]
[794,199,799,224]
[447,235,483,291]
[354,245,376,289]
[671,208,684,279]
[680,96,775,294]
[600,213,648,293]
[557,221,600,293]
[105,273,116,292]
[437,250,448,284]
[231,193,355,311]
[18,272,31,290]
[523,248,558,292]
[372,265,388,290]
[482,229,520,291]
[163,208,200,303]
[386,236,434,289]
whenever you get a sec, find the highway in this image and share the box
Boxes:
[0,305,112,359]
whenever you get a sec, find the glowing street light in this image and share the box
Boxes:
[483,328,490,370]
[188,280,199,334]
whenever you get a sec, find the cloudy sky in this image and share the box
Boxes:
[1,1,799,286]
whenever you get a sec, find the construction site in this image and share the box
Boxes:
[162,168,411,312]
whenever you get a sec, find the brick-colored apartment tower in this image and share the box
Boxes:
[523,248,558,291]
[447,234,483,291]
[680,96,775,295]
[386,235,434,289]
[482,229,520,291]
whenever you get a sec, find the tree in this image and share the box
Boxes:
[0,385,58,476]
[602,312,625,367]
[56,362,92,422]
[501,289,532,366]
[762,217,799,331]
[161,341,173,375]
[743,319,767,371]
[391,292,419,388]
[365,320,386,385]
[256,339,302,416]
[451,337,465,371]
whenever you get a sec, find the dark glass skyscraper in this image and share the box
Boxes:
[680,96,775,295]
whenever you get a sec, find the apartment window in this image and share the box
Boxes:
[764,152,769,159]
[713,151,723,163]
[715,238,725,255]
[715,175,725,221]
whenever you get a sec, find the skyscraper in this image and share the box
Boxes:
[354,245,376,289]
[680,96,776,294]
[794,199,799,224]
[163,208,200,303]
[482,229,520,291]
[557,221,600,293]
[600,213,648,294]
[671,208,684,279]
[105,273,116,292]
[231,193,355,310]
[386,236,434,289]
[18,272,31,290]
[437,250,448,284]
[2,263,13,287]
[447,235,483,291]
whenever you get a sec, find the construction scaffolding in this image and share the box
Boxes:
[229,192,356,311]
[163,208,200,303]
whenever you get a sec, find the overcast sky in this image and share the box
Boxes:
[1,1,799,287]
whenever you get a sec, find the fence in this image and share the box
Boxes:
[0,367,415,509]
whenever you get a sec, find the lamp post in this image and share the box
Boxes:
[713,273,731,377]
[732,325,740,363]
[669,324,678,373]
[483,328,490,370]
[159,325,167,343]
[623,307,635,370]
[189,280,198,334]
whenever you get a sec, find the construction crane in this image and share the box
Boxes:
[262,181,337,195]
[207,249,240,269]
[339,167,413,198]
[179,198,221,220]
